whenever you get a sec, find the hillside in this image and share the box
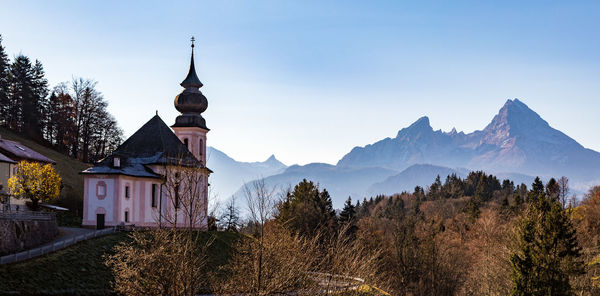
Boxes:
[0,231,241,295]
[0,127,89,211]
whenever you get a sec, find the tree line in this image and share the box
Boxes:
[0,34,122,163]
[104,168,600,295]
[230,174,597,295]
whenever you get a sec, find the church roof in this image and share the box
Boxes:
[82,115,207,178]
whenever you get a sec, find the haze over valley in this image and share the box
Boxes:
[208,99,600,207]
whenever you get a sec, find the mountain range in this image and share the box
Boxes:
[208,99,600,208]
[206,147,287,202]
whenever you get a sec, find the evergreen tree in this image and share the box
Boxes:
[276,179,337,236]
[510,184,583,295]
[8,55,35,130]
[339,196,358,237]
[529,177,544,198]
[339,196,356,223]
[545,178,560,201]
[0,35,10,126]
[32,60,48,133]
[27,59,49,138]
[428,175,442,199]
[219,195,240,231]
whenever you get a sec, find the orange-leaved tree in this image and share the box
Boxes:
[8,161,61,210]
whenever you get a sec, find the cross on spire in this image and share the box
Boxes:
[180,36,203,89]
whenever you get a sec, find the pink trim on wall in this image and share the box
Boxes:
[113,177,120,224]
[96,181,107,200]
[83,177,90,221]
[95,207,107,215]
[139,181,146,224]
[131,181,135,223]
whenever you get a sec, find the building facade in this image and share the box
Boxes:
[0,138,55,210]
[81,43,211,229]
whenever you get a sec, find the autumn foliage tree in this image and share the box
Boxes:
[8,161,61,210]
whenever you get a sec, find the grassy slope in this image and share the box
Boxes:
[0,231,241,295]
[0,127,89,211]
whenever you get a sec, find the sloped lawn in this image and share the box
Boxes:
[0,231,240,295]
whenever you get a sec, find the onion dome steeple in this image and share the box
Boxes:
[180,37,203,88]
[173,37,209,130]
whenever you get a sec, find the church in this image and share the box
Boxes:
[81,41,211,229]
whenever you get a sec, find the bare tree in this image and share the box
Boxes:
[558,176,570,209]
[318,224,382,295]
[105,229,213,296]
[216,225,320,295]
[70,77,122,162]
[243,178,277,294]
[462,210,512,296]
[157,159,210,230]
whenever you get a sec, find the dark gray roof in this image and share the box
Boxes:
[0,151,16,163]
[82,115,208,178]
[0,139,54,164]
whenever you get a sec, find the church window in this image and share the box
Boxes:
[183,138,189,149]
[151,184,158,207]
[113,157,120,168]
[98,185,105,196]
[124,211,129,223]
[97,182,106,199]
[125,185,130,198]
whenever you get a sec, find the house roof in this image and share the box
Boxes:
[0,151,16,164]
[0,139,54,164]
[82,115,208,178]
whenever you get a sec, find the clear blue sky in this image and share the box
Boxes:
[1,1,599,165]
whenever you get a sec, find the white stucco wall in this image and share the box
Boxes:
[87,178,114,222]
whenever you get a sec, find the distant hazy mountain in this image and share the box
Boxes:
[228,99,599,208]
[235,163,398,207]
[206,147,287,202]
[339,99,600,187]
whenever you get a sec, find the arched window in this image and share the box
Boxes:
[183,138,189,149]
[96,181,107,200]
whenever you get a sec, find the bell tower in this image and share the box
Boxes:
[172,37,209,164]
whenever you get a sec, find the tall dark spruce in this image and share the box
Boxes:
[0,35,10,126]
[510,179,583,295]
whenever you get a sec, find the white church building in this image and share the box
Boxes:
[81,41,212,229]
